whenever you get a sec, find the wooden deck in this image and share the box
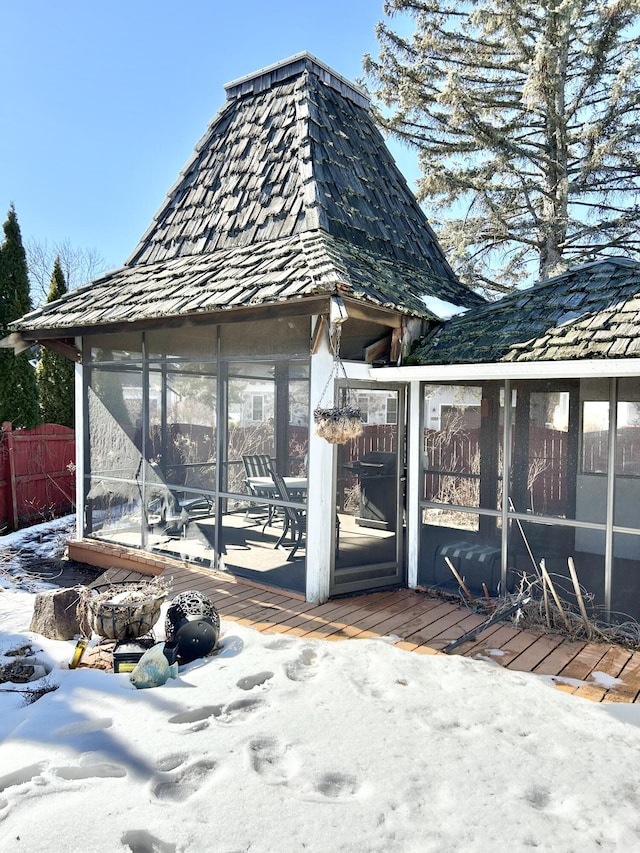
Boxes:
[94,564,640,704]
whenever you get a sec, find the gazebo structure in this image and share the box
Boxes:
[9,54,481,603]
[10,55,640,623]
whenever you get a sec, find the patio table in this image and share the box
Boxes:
[246,477,307,499]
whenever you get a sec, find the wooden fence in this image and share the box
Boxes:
[0,422,76,531]
[424,425,569,514]
[424,425,640,516]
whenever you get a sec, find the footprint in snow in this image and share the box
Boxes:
[155,754,188,773]
[284,647,320,682]
[0,763,48,821]
[236,671,273,691]
[53,763,126,781]
[0,762,47,795]
[524,784,551,810]
[168,705,223,730]
[152,758,217,802]
[264,637,296,651]
[313,772,360,800]
[121,828,176,853]
[52,717,113,738]
[168,698,265,730]
[221,697,265,722]
[248,736,298,785]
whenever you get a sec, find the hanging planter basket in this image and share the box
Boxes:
[79,579,169,641]
[314,321,364,445]
[314,405,363,445]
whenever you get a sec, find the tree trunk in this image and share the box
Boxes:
[539,4,570,281]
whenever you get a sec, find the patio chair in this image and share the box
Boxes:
[242,454,273,479]
[147,490,189,538]
[271,470,306,560]
[147,489,213,538]
[242,454,276,526]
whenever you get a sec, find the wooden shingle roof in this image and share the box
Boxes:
[18,232,475,333]
[412,258,640,365]
[16,53,482,336]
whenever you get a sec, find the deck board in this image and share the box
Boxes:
[407,607,482,647]
[482,628,551,669]
[531,639,586,676]
[462,624,522,656]
[505,634,566,672]
[571,645,633,702]
[426,611,489,649]
[366,599,460,640]
[557,642,611,682]
[88,566,640,703]
[602,651,640,703]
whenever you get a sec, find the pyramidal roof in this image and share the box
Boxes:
[16,53,483,335]
[129,52,455,273]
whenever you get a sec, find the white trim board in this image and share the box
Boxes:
[370,359,640,383]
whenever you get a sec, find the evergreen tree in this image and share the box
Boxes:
[365,1,640,292]
[0,205,40,428]
[36,257,75,427]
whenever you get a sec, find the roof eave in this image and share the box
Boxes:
[16,295,335,341]
[370,357,640,382]
[16,291,429,341]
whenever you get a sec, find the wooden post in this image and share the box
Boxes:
[482,583,494,612]
[542,570,551,628]
[540,558,572,633]
[445,556,478,606]
[567,556,591,639]
[2,422,18,530]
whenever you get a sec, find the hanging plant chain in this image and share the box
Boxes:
[313,324,364,444]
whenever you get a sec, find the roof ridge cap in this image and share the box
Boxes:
[538,255,640,284]
[224,52,370,109]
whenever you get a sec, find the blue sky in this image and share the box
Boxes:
[1,1,418,274]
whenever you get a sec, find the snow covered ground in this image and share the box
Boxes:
[2,520,640,852]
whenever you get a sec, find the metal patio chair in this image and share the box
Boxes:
[270,469,306,560]
[242,454,276,526]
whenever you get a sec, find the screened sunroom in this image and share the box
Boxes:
[380,258,640,624]
[79,306,428,600]
[415,376,640,621]
[84,319,309,591]
[80,308,416,600]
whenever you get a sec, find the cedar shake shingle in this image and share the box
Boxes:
[412,258,640,364]
[14,53,482,337]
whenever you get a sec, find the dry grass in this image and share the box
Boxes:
[450,567,640,651]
